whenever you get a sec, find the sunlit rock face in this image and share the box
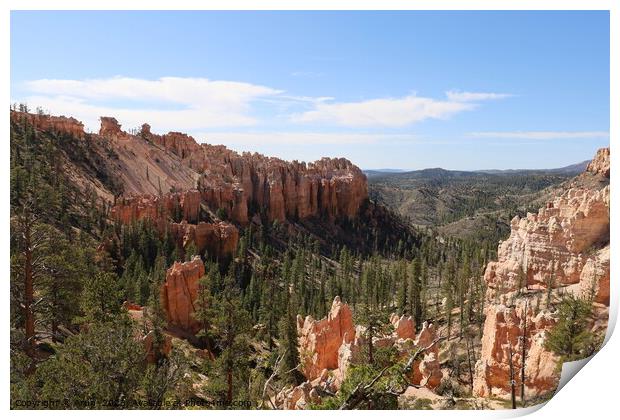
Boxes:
[474,148,610,400]
[298,297,356,381]
[11,110,85,139]
[586,147,610,177]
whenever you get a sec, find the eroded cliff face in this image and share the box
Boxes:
[139,119,368,224]
[586,147,610,177]
[11,110,86,139]
[473,148,610,400]
[12,110,368,260]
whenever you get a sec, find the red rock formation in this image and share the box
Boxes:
[110,191,239,260]
[10,110,85,139]
[168,221,239,259]
[409,322,443,389]
[298,296,356,380]
[473,299,560,399]
[111,190,202,225]
[99,116,131,141]
[391,313,416,340]
[484,185,609,297]
[474,148,610,400]
[160,256,205,335]
[586,147,610,177]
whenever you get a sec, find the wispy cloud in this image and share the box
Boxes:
[194,131,418,146]
[291,91,510,128]
[20,76,512,134]
[446,90,513,102]
[291,71,324,78]
[469,131,609,140]
[21,76,283,131]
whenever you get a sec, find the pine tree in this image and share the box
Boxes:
[80,272,122,323]
[207,274,252,405]
[544,295,599,362]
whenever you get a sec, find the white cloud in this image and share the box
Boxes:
[291,91,510,127]
[20,76,283,132]
[469,131,609,140]
[446,90,513,102]
[193,131,418,146]
[291,71,324,78]
[20,76,511,132]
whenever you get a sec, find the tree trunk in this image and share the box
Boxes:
[509,342,516,409]
[520,302,528,406]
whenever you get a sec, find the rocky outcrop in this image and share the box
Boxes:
[99,116,130,141]
[409,322,443,389]
[111,191,239,259]
[391,313,416,340]
[297,299,442,393]
[298,297,356,381]
[160,256,205,335]
[474,148,610,400]
[586,147,610,177]
[11,110,85,139]
[484,185,609,299]
[169,221,239,259]
[111,191,201,225]
[473,297,559,399]
[137,117,370,225]
[11,110,368,228]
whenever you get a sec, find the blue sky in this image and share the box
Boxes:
[11,11,609,170]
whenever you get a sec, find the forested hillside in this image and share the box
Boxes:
[368,167,580,245]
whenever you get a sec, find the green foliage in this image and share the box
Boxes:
[203,274,253,405]
[80,272,123,323]
[544,294,602,362]
[33,317,145,408]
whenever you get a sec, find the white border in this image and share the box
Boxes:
[2,2,616,419]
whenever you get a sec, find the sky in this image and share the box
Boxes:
[10,11,610,170]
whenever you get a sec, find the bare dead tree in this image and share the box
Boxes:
[466,336,475,395]
[520,300,528,407]
[508,341,516,409]
[339,336,444,410]
[259,350,301,410]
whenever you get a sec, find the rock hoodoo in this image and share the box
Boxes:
[297,296,356,381]
[473,148,610,400]
[160,256,206,335]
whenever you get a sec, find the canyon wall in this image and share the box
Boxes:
[473,148,610,400]
[138,119,368,224]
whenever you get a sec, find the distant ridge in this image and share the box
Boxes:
[365,159,590,179]
[476,160,590,175]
